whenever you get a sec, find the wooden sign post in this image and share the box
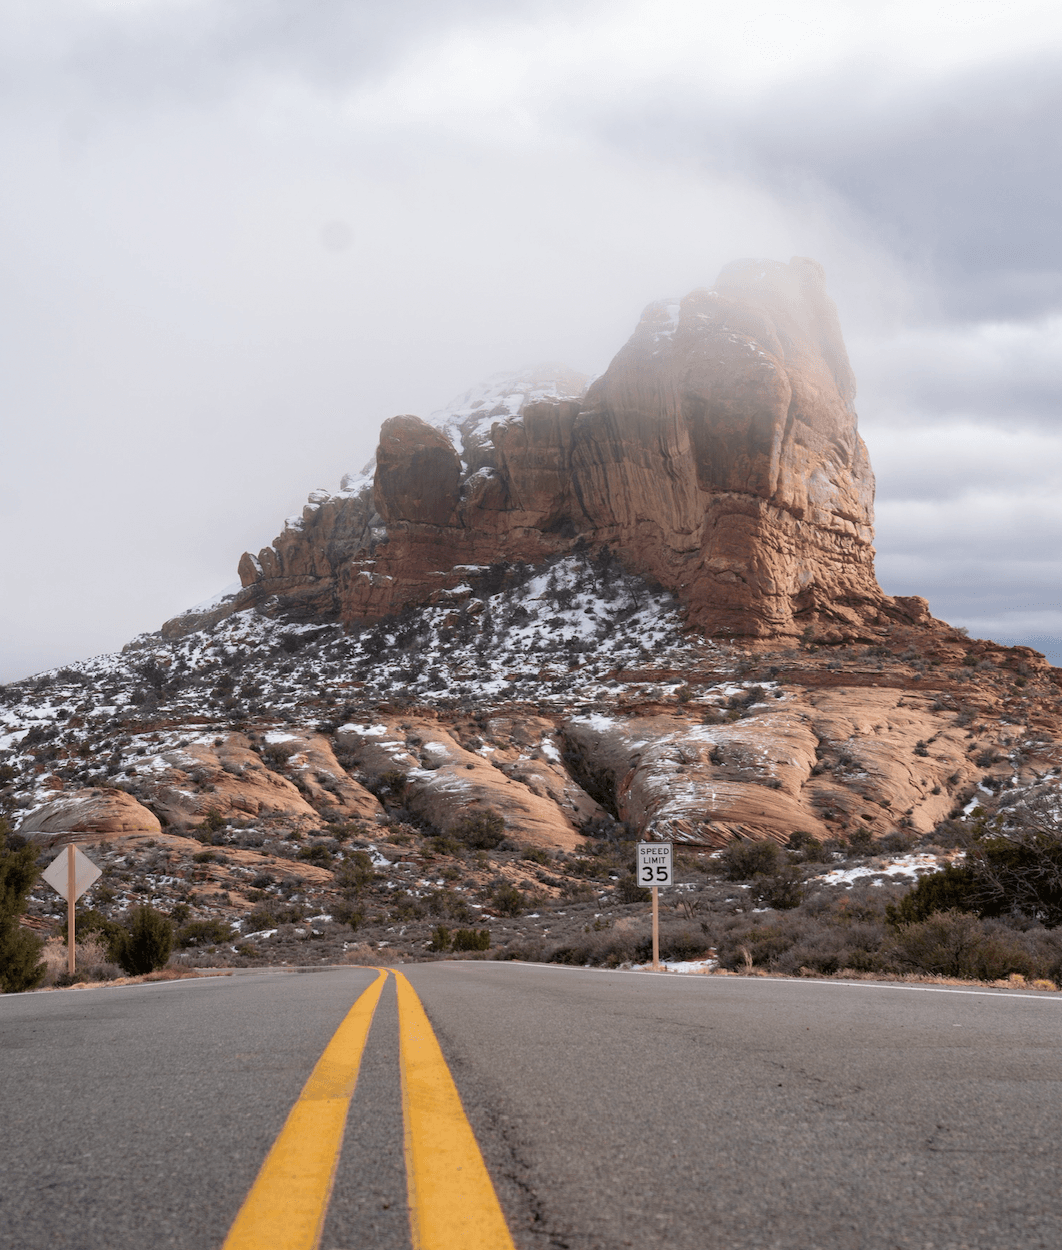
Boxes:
[41,845,103,976]
[636,841,673,971]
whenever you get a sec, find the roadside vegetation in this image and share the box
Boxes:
[7,787,1062,991]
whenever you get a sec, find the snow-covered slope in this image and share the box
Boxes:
[425,363,588,468]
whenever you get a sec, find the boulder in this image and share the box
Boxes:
[131,732,383,830]
[20,789,162,836]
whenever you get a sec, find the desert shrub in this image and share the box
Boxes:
[877,830,915,854]
[657,928,707,961]
[0,921,45,993]
[428,926,451,952]
[267,904,306,925]
[968,827,1062,926]
[331,900,363,929]
[750,868,806,910]
[451,811,506,850]
[549,931,638,967]
[334,851,376,894]
[892,798,1062,928]
[243,908,278,932]
[714,913,889,977]
[545,923,701,968]
[297,843,333,866]
[452,928,491,951]
[176,917,232,948]
[491,882,525,916]
[580,814,631,841]
[198,808,226,833]
[887,910,1038,981]
[43,935,120,985]
[261,742,297,769]
[786,830,825,861]
[376,770,409,798]
[389,890,425,921]
[325,822,365,843]
[707,886,899,976]
[721,837,781,880]
[887,863,981,925]
[0,824,46,993]
[60,907,124,952]
[616,873,651,903]
[715,921,798,970]
[495,939,548,963]
[114,906,174,975]
[523,848,551,866]
[844,826,875,856]
[439,893,474,924]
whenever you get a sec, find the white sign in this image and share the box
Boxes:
[637,841,673,887]
[41,845,102,903]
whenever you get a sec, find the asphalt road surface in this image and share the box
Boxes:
[2,962,1061,1250]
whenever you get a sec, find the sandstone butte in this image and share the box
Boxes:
[215,255,919,645]
[8,257,1062,894]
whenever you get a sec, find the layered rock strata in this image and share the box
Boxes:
[213,258,898,644]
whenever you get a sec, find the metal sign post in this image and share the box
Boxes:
[41,845,103,976]
[637,841,673,971]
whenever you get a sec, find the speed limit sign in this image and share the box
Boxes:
[637,841,673,887]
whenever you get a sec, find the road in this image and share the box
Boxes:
[2,962,1061,1250]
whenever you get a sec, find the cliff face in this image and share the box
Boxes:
[216,258,895,643]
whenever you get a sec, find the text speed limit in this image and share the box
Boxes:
[637,841,673,887]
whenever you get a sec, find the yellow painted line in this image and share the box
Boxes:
[394,970,516,1250]
[222,968,387,1250]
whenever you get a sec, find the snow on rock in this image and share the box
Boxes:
[3,544,1054,852]
[336,716,599,850]
[563,708,827,845]
[816,853,946,887]
[426,364,589,464]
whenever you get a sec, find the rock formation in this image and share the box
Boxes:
[20,788,162,837]
[209,258,904,645]
[6,256,1062,973]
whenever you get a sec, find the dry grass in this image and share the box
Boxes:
[707,965,1059,991]
[39,935,116,983]
[34,937,233,991]
[33,968,232,992]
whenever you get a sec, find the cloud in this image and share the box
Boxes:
[852,319,1062,431]
[3,1,1062,680]
[3,0,588,111]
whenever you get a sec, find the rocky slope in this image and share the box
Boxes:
[4,256,1062,971]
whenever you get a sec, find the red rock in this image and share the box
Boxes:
[20,788,162,836]
[181,258,910,644]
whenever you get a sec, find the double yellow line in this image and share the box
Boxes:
[222,969,515,1250]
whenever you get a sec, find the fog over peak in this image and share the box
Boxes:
[3,1,1062,680]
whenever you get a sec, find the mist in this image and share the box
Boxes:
[4,0,1062,680]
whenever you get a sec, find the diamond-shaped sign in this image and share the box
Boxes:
[41,845,102,903]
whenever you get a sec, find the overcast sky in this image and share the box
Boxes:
[3,0,1062,682]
